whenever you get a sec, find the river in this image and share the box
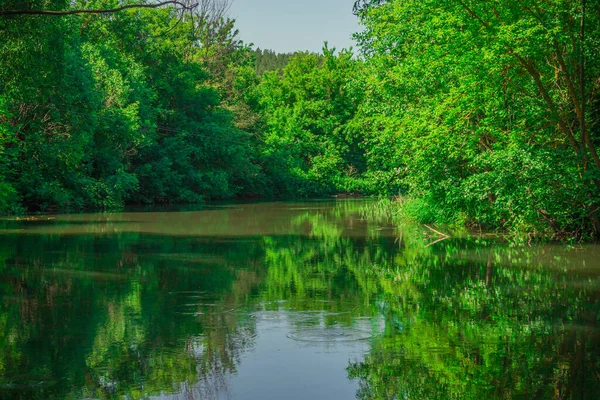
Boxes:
[0,199,598,399]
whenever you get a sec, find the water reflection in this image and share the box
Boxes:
[0,200,599,399]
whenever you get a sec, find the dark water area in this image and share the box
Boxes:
[0,200,599,399]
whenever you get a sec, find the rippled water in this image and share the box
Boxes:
[0,200,599,399]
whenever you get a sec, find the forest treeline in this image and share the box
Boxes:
[1,0,599,239]
[254,48,294,75]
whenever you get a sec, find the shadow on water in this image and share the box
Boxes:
[0,200,599,399]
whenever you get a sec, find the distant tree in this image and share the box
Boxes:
[254,48,295,75]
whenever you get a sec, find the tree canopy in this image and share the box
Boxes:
[1,0,599,239]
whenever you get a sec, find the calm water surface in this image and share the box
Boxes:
[0,200,599,399]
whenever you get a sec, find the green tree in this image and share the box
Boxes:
[256,46,367,196]
[353,0,600,237]
[0,0,265,212]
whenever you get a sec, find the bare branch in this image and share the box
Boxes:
[423,224,450,238]
[197,0,231,22]
[0,1,198,16]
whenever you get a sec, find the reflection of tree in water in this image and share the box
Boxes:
[260,208,600,398]
[0,201,599,399]
[345,241,600,399]
[0,234,265,399]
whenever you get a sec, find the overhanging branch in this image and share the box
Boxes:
[0,1,198,16]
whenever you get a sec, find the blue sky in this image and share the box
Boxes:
[228,0,360,53]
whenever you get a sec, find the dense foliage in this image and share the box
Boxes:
[351,0,600,239]
[1,0,599,238]
[256,46,371,196]
[0,0,264,213]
